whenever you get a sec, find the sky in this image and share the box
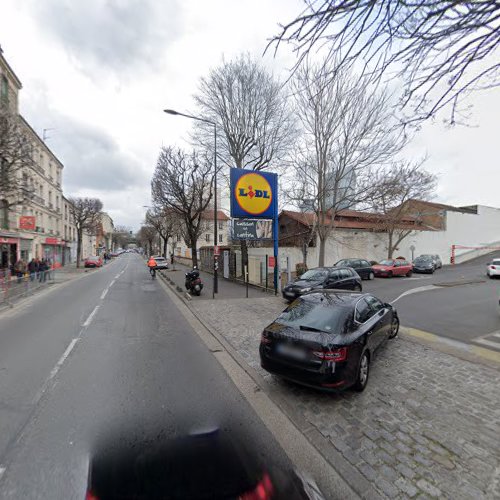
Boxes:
[0,0,498,230]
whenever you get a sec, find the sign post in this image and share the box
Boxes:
[230,168,279,295]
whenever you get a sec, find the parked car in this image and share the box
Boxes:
[335,258,374,280]
[487,258,500,278]
[418,254,442,269]
[84,256,103,268]
[282,267,362,301]
[372,259,413,277]
[152,256,169,270]
[412,255,436,274]
[260,291,399,392]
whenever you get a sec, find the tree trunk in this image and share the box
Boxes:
[302,241,308,267]
[318,235,326,267]
[162,236,168,258]
[76,229,83,268]
[191,241,198,268]
[387,231,394,259]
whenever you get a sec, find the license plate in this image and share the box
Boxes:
[276,344,307,360]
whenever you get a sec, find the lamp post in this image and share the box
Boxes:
[163,109,218,298]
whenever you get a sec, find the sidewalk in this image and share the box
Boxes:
[160,262,275,300]
[161,272,500,499]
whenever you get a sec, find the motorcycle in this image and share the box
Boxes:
[185,268,203,296]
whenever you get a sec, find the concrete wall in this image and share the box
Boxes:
[247,205,500,270]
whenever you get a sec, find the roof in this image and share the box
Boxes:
[280,209,424,231]
[404,199,477,215]
[200,210,229,221]
[0,47,22,90]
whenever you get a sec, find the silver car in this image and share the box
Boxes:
[419,254,442,269]
[153,256,169,270]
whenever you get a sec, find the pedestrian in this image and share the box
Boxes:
[14,259,26,283]
[28,258,38,281]
[39,258,48,282]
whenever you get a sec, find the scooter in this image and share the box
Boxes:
[185,268,203,296]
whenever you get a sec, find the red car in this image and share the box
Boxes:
[84,256,103,268]
[372,259,413,278]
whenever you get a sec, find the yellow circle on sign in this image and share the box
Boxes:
[235,173,273,215]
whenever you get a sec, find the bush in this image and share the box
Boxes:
[369,260,378,266]
[296,262,308,276]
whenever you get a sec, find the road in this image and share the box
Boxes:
[0,254,299,499]
[362,252,500,349]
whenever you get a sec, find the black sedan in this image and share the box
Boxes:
[260,291,399,392]
[335,259,374,280]
[282,267,362,302]
[412,256,435,274]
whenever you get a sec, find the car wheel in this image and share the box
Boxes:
[406,270,413,277]
[389,316,399,339]
[353,351,370,392]
[369,272,374,280]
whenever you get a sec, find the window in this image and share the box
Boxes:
[354,260,363,268]
[219,234,223,243]
[355,299,373,323]
[361,260,371,267]
[1,76,8,104]
[218,222,224,230]
[365,295,384,313]
[205,233,211,242]
[339,269,351,279]
[329,270,342,281]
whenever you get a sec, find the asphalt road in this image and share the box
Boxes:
[362,252,500,348]
[0,254,296,499]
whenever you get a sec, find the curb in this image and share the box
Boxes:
[156,270,378,500]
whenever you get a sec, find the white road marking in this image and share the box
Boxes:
[391,285,438,304]
[100,288,109,300]
[83,305,100,327]
[474,338,500,350]
[110,280,116,287]
[49,338,79,379]
[0,466,6,481]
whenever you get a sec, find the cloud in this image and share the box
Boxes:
[29,0,181,76]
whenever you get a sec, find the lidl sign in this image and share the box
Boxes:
[230,168,278,219]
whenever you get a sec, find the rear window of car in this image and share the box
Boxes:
[88,256,99,261]
[339,269,351,279]
[300,269,329,280]
[361,260,370,267]
[277,295,352,333]
[491,260,500,265]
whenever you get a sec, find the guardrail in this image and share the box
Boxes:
[0,268,56,308]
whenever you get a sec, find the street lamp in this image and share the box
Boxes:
[163,109,219,298]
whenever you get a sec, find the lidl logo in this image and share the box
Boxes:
[234,172,273,216]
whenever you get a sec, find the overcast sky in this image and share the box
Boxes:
[1,0,498,230]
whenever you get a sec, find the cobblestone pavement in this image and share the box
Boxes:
[192,296,500,499]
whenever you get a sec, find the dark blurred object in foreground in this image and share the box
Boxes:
[86,428,324,499]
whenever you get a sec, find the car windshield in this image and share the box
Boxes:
[88,256,99,261]
[276,295,352,333]
[414,257,432,263]
[379,260,394,266]
[299,269,329,281]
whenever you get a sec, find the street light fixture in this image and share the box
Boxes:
[163,108,219,298]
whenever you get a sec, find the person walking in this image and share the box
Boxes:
[28,258,38,281]
[39,258,48,282]
[14,259,26,283]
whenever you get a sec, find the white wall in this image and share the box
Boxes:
[247,205,500,270]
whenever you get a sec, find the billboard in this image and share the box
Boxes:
[232,219,273,240]
[230,168,278,219]
[19,216,36,231]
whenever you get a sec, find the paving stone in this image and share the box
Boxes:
[191,296,500,500]
[379,464,399,482]
[394,477,418,498]
[416,479,441,498]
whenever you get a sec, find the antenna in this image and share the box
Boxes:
[42,128,55,141]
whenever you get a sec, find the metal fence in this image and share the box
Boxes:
[0,268,56,308]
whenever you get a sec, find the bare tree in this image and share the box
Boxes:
[68,197,103,267]
[370,161,437,259]
[194,54,296,272]
[194,53,296,171]
[270,1,500,124]
[151,147,213,268]
[113,225,133,249]
[137,225,157,256]
[0,109,35,228]
[145,208,180,258]
[290,59,405,266]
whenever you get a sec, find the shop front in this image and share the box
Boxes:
[42,237,64,268]
[0,234,19,271]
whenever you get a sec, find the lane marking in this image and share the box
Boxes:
[110,280,116,287]
[473,338,500,350]
[0,466,6,481]
[49,338,79,380]
[391,285,438,304]
[83,305,100,327]
[100,288,109,300]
